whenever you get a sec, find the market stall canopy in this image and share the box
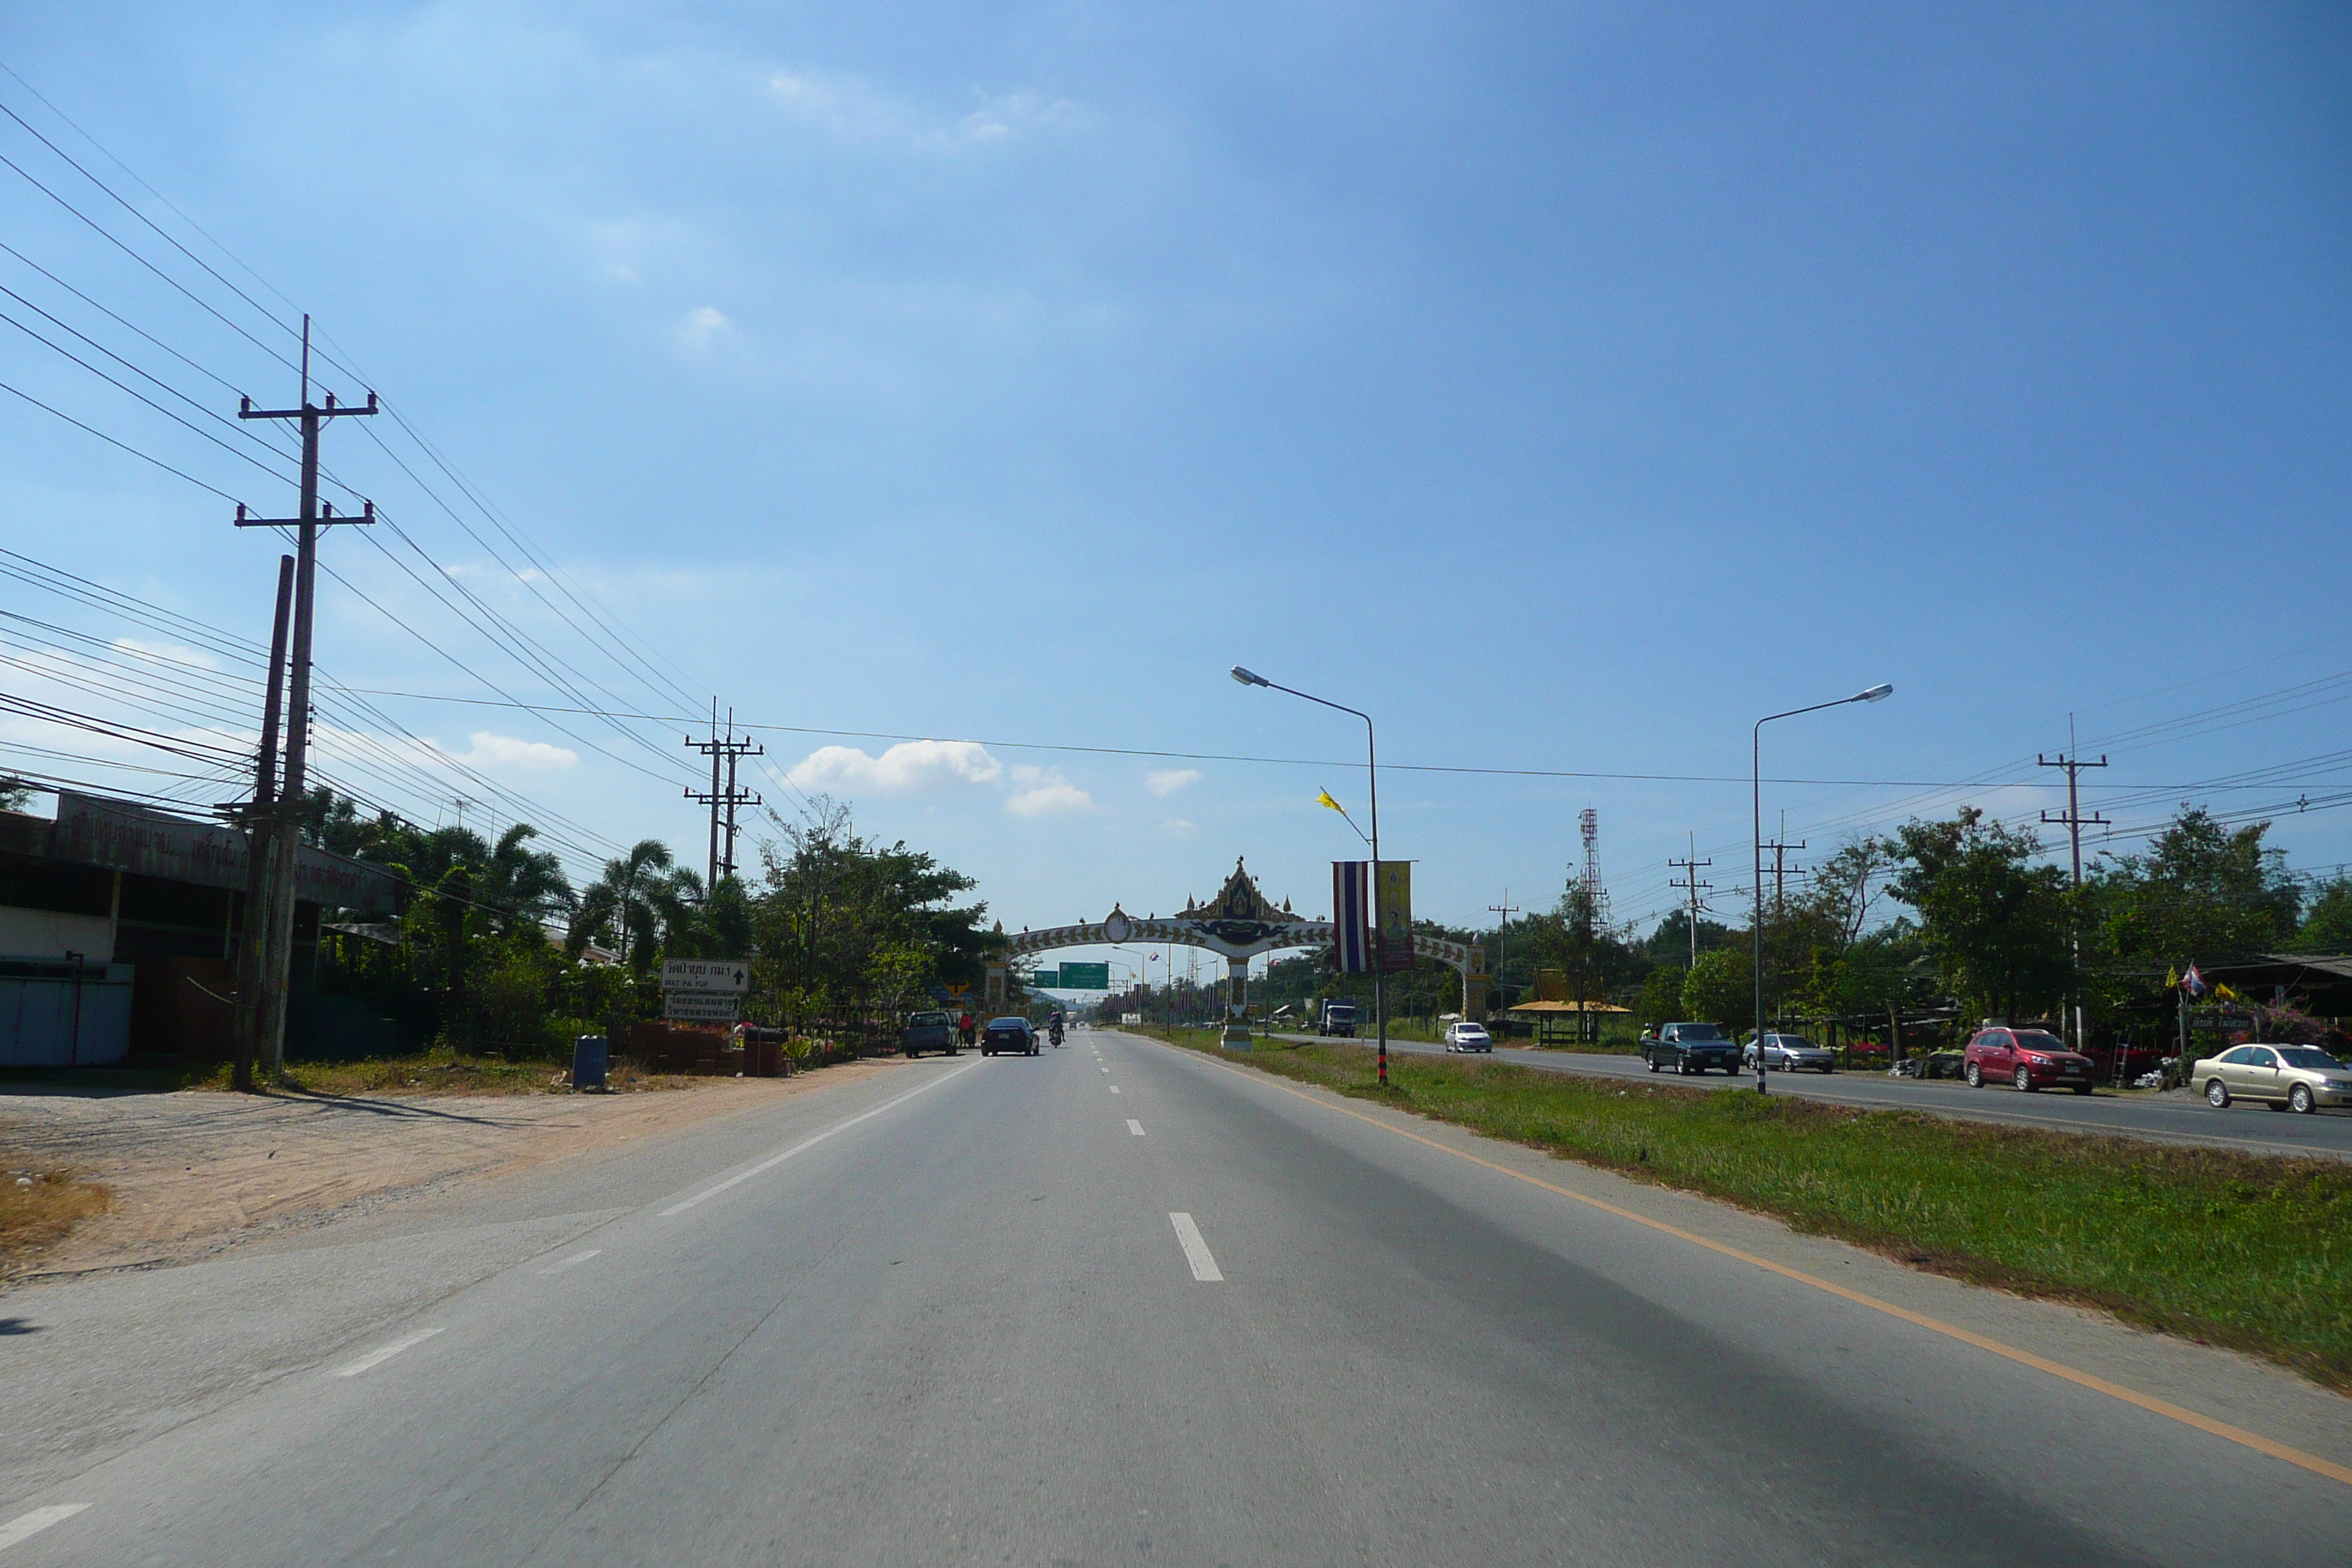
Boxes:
[1506,999,1631,1014]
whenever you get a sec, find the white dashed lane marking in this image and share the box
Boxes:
[329,1327,444,1378]
[0,1506,88,1553]
[538,1249,602,1275]
[1169,1213,1224,1281]
[1128,1120,1146,1136]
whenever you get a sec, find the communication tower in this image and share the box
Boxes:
[1578,807,1610,928]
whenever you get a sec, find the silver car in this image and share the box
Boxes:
[2192,1044,2352,1114]
[1744,1032,1837,1073]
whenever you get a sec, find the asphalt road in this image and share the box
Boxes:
[5,1030,2348,1565]
[1264,1032,2352,1161]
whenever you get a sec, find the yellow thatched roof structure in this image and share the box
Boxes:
[1506,998,1629,1014]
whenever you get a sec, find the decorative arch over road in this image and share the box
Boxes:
[987,859,1488,1041]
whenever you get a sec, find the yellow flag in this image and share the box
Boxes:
[1316,789,1345,813]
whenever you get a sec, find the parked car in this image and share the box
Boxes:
[1444,1021,1493,1053]
[1962,1027,2094,1094]
[902,1009,960,1058]
[2191,1044,2352,1113]
[1640,1022,1742,1076]
[981,1017,1038,1057]
[1744,1032,1836,1074]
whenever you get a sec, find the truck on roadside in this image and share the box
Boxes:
[1640,1021,1742,1076]
[902,1009,960,1058]
[1316,999,1358,1037]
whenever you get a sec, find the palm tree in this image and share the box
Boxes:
[478,823,574,935]
[572,840,674,969]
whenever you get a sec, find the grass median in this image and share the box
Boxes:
[1156,1028,2352,1392]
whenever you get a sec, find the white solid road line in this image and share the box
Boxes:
[1169,1212,1224,1281]
[537,1248,603,1275]
[663,1059,981,1217]
[0,1506,88,1553]
[1128,1119,1146,1136]
[329,1327,445,1379]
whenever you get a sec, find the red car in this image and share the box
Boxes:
[1963,1027,2095,1094]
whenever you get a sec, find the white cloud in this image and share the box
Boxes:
[679,306,733,347]
[1007,782,1094,817]
[449,731,579,770]
[1145,768,1200,796]
[1161,818,1197,836]
[786,739,1002,794]
[111,636,217,670]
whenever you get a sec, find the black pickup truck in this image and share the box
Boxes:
[1640,1022,1743,1076]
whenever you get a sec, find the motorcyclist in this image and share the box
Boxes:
[1049,1010,1066,1047]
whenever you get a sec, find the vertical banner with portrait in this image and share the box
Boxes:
[1375,860,1414,973]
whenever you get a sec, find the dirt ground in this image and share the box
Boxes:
[0,1060,902,1281]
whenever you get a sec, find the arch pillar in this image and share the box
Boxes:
[1222,955,1251,1047]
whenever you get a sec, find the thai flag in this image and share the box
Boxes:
[2182,965,2208,997]
[1333,861,1371,973]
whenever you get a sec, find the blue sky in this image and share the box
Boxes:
[2,2,2348,969]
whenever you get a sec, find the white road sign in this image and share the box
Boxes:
[663,991,740,1022]
[661,959,750,994]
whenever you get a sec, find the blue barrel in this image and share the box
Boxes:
[572,1034,608,1092]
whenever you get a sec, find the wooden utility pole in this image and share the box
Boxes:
[234,316,375,1081]
[1487,890,1518,1020]
[227,554,293,1093]
[1760,825,1805,1028]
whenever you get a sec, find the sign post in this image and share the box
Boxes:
[660,959,748,1025]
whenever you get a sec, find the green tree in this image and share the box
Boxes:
[1681,946,1752,1033]
[1888,808,2070,1025]
[2296,878,2352,955]
[1635,963,1685,1030]
[2095,807,2299,970]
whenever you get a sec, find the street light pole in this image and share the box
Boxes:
[1753,683,1893,1095]
[1232,667,1388,1088]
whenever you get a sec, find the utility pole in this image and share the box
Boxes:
[234,316,375,1082]
[1488,889,1519,1018]
[1760,821,1806,1030]
[2040,725,2109,1055]
[1667,834,1712,972]
[222,554,293,1093]
[685,704,762,889]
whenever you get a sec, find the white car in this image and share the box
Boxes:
[1444,1022,1494,1053]
[1743,1033,1837,1073]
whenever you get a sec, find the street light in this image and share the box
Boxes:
[1231,666,1390,1088]
[1752,683,1892,1095]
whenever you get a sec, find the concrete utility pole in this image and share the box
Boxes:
[685,704,762,889]
[1667,835,1712,972]
[234,316,376,1082]
[225,554,293,1093]
[1761,823,1805,1029]
[2040,725,2109,1053]
[1487,890,1518,1019]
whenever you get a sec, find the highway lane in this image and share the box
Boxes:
[1266,1030,2352,1160]
[4,1029,2347,1565]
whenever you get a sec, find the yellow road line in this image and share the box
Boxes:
[1185,1047,2352,1489]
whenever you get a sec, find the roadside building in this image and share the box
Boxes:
[0,791,398,1066]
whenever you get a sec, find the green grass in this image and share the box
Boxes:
[1158,1028,2352,1392]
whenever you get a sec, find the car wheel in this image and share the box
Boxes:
[1646,1058,1659,1074]
[2291,1083,2316,1115]
[907,1047,920,1059]
[2205,1078,2229,1108]
[2014,1066,2035,1093]
[2070,1083,2092,1096]
[1964,1061,1982,1088]
[2266,1100,2288,1112]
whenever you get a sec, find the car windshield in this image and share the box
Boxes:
[1673,1025,1725,1041]
[1768,1036,1814,1049]
[2276,1047,2345,1071]
[1459,1025,1487,1036]
[909,1011,950,1026]
[2013,1032,2065,1052]
[987,1017,1026,1030]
